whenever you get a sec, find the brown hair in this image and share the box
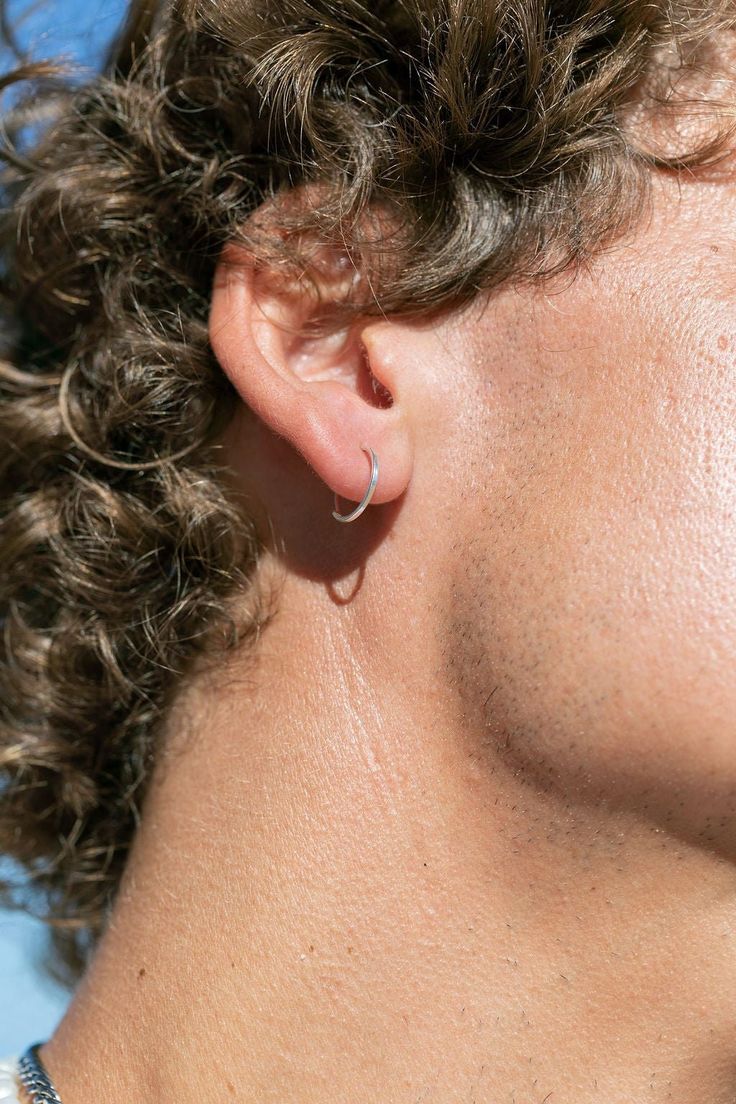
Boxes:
[0,0,733,984]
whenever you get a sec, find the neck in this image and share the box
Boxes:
[43,552,736,1104]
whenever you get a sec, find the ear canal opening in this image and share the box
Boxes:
[359,342,394,409]
[369,373,394,409]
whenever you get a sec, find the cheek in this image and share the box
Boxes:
[550,352,735,728]
[446,325,736,846]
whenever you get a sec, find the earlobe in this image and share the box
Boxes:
[209,244,413,510]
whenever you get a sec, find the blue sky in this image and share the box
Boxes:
[6,0,126,69]
[0,0,127,1058]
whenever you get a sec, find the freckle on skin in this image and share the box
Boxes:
[718,334,728,351]
[138,967,146,979]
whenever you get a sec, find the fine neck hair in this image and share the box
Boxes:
[43,527,736,1103]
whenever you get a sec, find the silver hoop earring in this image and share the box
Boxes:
[332,445,379,523]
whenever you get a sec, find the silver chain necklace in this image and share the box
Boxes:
[16,1044,62,1104]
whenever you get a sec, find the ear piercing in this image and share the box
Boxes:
[332,445,379,523]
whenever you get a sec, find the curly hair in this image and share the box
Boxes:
[0,0,734,984]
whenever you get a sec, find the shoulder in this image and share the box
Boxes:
[0,1056,20,1104]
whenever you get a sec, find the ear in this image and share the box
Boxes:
[208,242,413,510]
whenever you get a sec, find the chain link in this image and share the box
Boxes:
[17,1045,62,1104]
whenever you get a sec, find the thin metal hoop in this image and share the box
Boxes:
[332,446,379,523]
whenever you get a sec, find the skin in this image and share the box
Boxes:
[39,164,735,1103]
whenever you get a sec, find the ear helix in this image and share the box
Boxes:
[332,445,379,523]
